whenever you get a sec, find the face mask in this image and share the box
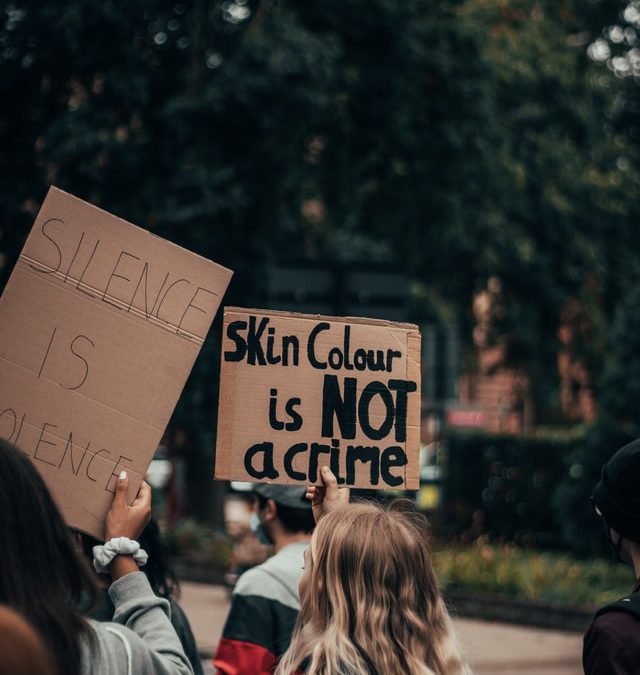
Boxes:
[250,511,272,546]
[592,499,625,564]
[604,519,625,564]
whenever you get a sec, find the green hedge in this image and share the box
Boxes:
[433,541,632,606]
[443,423,635,555]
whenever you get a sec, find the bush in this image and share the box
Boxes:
[552,419,635,556]
[444,423,637,556]
[444,429,584,548]
[433,541,633,607]
[164,518,233,569]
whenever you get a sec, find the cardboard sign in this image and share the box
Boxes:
[0,187,232,537]
[216,308,421,489]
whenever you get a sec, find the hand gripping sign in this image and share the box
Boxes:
[215,308,421,489]
[0,187,232,537]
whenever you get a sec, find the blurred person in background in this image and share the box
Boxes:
[0,605,56,675]
[214,484,315,675]
[0,437,193,675]
[80,518,203,675]
[584,439,640,674]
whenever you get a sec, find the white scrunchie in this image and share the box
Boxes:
[93,537,149,574]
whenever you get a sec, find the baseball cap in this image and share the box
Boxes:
[252,483,312,510]
[592,439,640,543]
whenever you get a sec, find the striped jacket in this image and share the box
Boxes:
[214,541,309,675]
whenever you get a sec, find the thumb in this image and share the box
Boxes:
[113,470,129,507]
[321,465,338,494]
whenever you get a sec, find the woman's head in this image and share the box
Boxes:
[279,501,466,675]
[0,606,56,675]
[0,438,97,675]
[300,501,442,622]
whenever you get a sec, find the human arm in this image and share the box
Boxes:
[305,465,350,523]
[107,573,194,675]
[102,472,193,675]
[105,472,152,580]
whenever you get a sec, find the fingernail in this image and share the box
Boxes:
[119,471,128,480]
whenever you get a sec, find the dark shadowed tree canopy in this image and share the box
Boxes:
[1,1,639,506]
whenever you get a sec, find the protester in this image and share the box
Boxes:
[0,437,193,675]
[0,605,56,675]
[214,484,315,675]
[584,439,640,674]
[80,518,203,675]
[275,465,470,675]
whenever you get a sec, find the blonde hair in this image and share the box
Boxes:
[275,502,469,675]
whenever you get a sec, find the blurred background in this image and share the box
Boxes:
[2,0,640,616]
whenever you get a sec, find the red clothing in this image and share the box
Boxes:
[214,638,277,675]
[214,542,306,675]
[583,578,640,675]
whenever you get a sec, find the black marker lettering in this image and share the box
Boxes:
[75,238,100,299]
[266,327,281,365]
[388,379,417,442]
[308,442,331,483]
[386,349,402,372]
[268,389,285,430]
[380,446,407,487]
[284,398,302,431]
[58,434,91,476]
[243,442,279,479]
[342,326,354,370]
[86,449,111,483]
[246,316,268,366]
[156,278,190,323]
[358,381,395,441]
[63,335,95,391]
[321,375,356,439]
[103,251,141,310]
[307,322,330,369]
[64,231,86,282]
[13,412,26,447]
[224,320,248,361]
[30,218,63,273]
[106,455,134,493]
[176,286,216,338]
[330,438,346,485]
[33,422,59,467]
[346,445,380,486]
[282,335,299,366]
[0,408,17,440]
[38,327,57,379]
[328,348,343,369]
[283,443,307,481]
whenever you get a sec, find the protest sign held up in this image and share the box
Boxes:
[215,307,421,489]
[0,187,233,537]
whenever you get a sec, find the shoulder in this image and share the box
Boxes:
[584,610,640,674]
[233,545,306,610]
[586,610,640,644]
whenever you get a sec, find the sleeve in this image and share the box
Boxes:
[583,615,638,675]
[107,571,194,675]
[214,577,278,675]
[169,599,205,675]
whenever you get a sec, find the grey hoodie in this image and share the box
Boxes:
[80,572,194,675]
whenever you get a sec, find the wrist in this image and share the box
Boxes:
[93,537,148,575]
[109,554,140,581]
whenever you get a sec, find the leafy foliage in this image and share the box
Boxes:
[2,0,640,518]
